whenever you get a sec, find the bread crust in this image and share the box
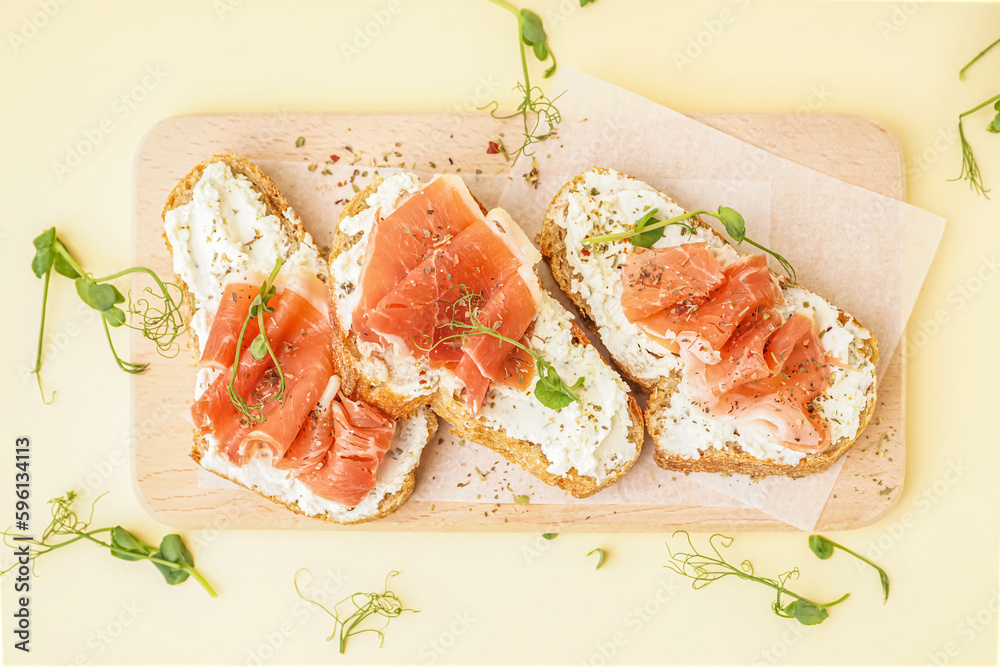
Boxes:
[163,154,434,524]
[540,167,879,478]
[329,175,645,498]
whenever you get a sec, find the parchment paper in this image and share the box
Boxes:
[195,73,945,531]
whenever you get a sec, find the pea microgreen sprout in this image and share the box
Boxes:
[413,285,584,410]
[481,0,572,161]
[665,531,849,626]
[294,569,417,654]
[587,547,606,569]
[227,257,288,423]
[808,535,889,603]
[582,206,797,282]
[30,227,187,401]
[953,37,1000,197]
[1,491,217,597]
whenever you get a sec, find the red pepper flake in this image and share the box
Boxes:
[487,141,501,154]
[580,247,591,257]
[329,154,341,163]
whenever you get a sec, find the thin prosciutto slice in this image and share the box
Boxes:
[354,177,541,414]
[637,254,783,363]
[690,311,833,452]
[290,393,397,507]
[621,244,725,321]
[198,276,264,371]
[353,175,486,345]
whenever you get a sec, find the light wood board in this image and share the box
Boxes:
[132,113,905,532]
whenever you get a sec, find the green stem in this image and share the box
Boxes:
[33,267,55,404]
[583,210,708,245]
[960,37,1000,81]
[486,0,533,140]
[723,562,847,610]
[960,93,1000,119]
[815,537,889,602]
[102,316,147,374]
[227,257,285,423]
[53,240,87,277]
[141,556,218,598]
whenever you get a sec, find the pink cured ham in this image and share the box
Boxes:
[621,244,725,321]
[353,175,487,345]
[292,394,397,507]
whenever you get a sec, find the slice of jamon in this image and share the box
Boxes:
[192,270,323,431]
[620,243,725,321]
[353,175,486,344]
[454,336,536,414]
[275,377,341,475]
[687,306,783,399]
[365,218,526,354]
[709,312,832,452]
[638,254,782,363]
[198,274,264,371]
[453,270,541,412]
[217,310,334,465]
[294,394,397,508]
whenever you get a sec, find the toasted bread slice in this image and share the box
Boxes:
[541,167,878,477]
[329,173,644,498]
[162,153,436,524]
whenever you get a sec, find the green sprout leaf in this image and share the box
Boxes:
[533,360,584,410]
[783,599,828,625]
[110,526,147,561]
[630,208,666,248]
[587,548,606,569]
[716,206,746,243]
[53,252,80,279]
[519,9,546,45]
[31,228,56,278]
[75,279,124,312]
[152,534,194,585]
[250,333,269,361]
[581,0,596,5]
[103,306,127,328]
[807,534,834,560]
[542,533,559,540]
[988,111,1000,134]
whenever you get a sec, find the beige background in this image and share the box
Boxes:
[1,0,998,664]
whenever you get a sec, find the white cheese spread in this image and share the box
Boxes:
[164,160,326,351]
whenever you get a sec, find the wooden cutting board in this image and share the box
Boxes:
[132,112,904,532]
